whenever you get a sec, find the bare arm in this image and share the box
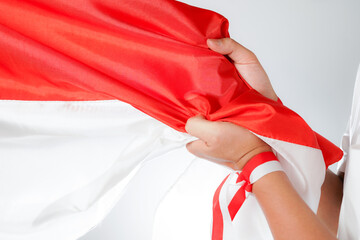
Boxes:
[186,115,338,239]
[317,169,344,235]
[253,171,337,240]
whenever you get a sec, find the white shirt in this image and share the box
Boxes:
[337,64,360,240]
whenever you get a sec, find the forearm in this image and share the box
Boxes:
[317,169,343,235]
[252,171,337,240]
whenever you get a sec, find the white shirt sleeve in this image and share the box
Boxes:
[338,64,360,174]
[337,64,360,239]
[337,122,349,174]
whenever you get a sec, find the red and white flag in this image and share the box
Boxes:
[0,1,342,239]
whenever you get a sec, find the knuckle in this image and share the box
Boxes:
[184,122,191,133]
[207,123,224,145]
[209,133,221,145]
[245,50,258,61]
[224,37,233,45]
[185,117,196,133]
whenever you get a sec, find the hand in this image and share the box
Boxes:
[207,38,278,101]
[185,115,271,170]
[185,38,276,169]
[187,39,337,240]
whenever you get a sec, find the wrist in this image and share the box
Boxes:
[235,144,272,170]
[216,151,283,222]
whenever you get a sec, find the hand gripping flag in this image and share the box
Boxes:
[0,0,342,240]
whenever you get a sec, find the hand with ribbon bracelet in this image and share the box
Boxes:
[185,38,337,240]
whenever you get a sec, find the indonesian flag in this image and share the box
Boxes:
[0,1,342,240]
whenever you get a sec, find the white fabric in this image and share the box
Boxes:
[0,100,194,240]
[249,160,283,183]
[153,135,326,240]
[337,64,360,240]
[0,99,327,240]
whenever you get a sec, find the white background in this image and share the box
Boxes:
[81,0,360,239]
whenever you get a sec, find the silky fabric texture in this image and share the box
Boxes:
[0,100,196,240]
[0,0,342,167]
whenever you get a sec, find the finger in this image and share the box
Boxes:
[207,38,258,65]
[186,140,236,169]
[186,139,210,157]
[185,115,219,143]
[208,38,278,101]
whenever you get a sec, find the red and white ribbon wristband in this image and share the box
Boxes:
[227,151,283,220]
[212,151,284,240]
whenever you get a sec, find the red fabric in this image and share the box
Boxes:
[212,175,229,240]
[227,173,252,221]
[0,0,342,166]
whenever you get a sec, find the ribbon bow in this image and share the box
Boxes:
[227,171,253,220]
[212,151,281,240]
